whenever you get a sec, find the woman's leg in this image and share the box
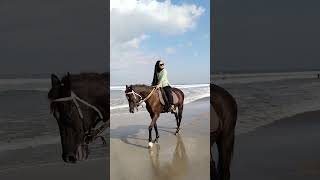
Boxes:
[163,86,173,108]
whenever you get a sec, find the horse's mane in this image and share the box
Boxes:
[131,84,151,88]
[129,84,154,94]
[61,72,109,82]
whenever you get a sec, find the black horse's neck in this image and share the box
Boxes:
[131,84,154,99]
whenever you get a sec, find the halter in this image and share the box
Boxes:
[51,91,106,145]
[125,87,156,107]
[51,91,103,120]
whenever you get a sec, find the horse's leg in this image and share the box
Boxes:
[211,149,218,180]
[175,104,183,135]
[148,113,159,148]
[217,132,234,180]
[154,123,159,143]
[211,132,218,180]
[174,112,179,135]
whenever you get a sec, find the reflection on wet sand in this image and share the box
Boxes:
[149,134,189,180]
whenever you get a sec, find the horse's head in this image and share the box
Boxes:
[48,73,89,163]
[125,85,141,113]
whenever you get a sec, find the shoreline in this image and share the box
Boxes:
[230,109,320,180]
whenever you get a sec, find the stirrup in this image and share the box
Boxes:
[170,105,176,113]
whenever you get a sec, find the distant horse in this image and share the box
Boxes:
[48,72,109,163]
[211,84,237,180]
[125,85,184,148]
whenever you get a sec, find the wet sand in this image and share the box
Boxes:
[0,158,109,180]
[110,99,210,180]
[0,133,109,180]
[231,110,320,180]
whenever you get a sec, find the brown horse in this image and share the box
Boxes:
[125,84,184,148]
[211,84,237,180]
[48,72,109,163]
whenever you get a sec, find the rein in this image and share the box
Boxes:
[126,87,156,107]
[51,91,107,145]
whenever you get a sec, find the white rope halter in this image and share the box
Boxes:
[125,87,157,108]
[125,90,144,106]
[51,91,103,120]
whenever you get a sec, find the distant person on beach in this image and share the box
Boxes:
[318,73,320,79]
[151,60,176,113]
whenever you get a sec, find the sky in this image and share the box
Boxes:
[110,0,210,85]
[0,0,107,76]
[213,0,320,73]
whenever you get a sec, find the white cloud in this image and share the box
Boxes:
[111,0,204,46]
[123,34,150,49]
[110,0,205,83]
[165,47,176,54]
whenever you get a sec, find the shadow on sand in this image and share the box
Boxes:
[148,134,189,180]
[111,125,178,149]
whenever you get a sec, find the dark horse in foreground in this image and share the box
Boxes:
[125,85,184,148]
[211,84,237,180]
[48,73,109,163]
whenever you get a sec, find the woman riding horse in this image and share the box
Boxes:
[151,60,176,113]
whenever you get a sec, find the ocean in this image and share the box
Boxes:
[212,71,320,135]
[110,84,210,114]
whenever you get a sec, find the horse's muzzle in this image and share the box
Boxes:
[62,145,88,163]
[62,153,77,163]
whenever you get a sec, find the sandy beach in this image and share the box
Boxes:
[110,98,210,180]
[231,110,320,180]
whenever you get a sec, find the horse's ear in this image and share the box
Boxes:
[65,72,71,89]
[51,74,60,88]
[126,85,128,88]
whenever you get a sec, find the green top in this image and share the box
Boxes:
[157,69,171,87]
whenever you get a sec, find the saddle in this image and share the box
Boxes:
[157,88,179,106]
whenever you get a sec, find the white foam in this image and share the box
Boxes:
[0,78,50,85]
[212,71,320,85]
[110,84,209,91]
[0,135,60,152]
[110,84,209,111]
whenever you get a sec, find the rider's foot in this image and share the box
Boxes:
[170,105,176,113]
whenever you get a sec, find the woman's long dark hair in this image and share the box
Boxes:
[151,60,162,86]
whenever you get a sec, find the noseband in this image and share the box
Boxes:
[51,91,106,145]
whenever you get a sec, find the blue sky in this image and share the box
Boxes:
[110,0,210,85]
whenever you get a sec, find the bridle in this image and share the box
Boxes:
[51,91,103,119]
[125,87,156,108]
[51,91,107,145]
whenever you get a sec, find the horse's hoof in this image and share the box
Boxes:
[148,142,154,148]
[153,139,159,143]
